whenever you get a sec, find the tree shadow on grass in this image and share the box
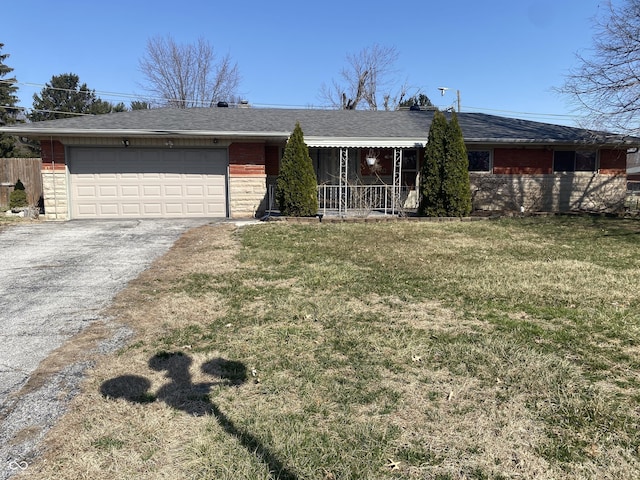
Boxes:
[100,352,298,480]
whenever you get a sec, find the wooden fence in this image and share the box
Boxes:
[0,158,43,209]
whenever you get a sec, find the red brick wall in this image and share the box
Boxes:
[493,148,552,174]
[599,149,626,174]
[265,145,280,176]
[40,140,66,171]
[228,142,266,176]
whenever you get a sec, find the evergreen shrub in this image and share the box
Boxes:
[276,122,318,216]
[9,178,28,209]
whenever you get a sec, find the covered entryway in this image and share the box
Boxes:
[68,148,227,218]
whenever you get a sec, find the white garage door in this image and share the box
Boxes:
[69,148,227,218]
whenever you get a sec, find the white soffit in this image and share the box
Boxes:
[305,137,426,148]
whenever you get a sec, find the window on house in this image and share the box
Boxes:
[554,150,597,172]
[467,150,491,172]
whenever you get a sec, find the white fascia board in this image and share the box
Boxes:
[305,137,426,148]
[465,137,639,146]
[0,127,292,139]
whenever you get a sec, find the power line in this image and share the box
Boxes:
[0,79,164,107]
[1,78,585,124]
[462,104,579,121]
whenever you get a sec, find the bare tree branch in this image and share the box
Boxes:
[319,44,406,110]
[139,35,241,108]
[560,0,640,133]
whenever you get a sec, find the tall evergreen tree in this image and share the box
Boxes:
[0,43,22,157]
[276,122,318,216]
[419,111,472,217]
[29,73,122,122]
[442,112,471,216]
[418,110,448,216]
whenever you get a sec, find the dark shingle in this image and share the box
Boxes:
[3,107,636,145]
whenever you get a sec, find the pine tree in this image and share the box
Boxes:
[0,43,21,157]
[442,112,471,216]
[29,73,123,122]
[276,122,318,216]
[418,110,448,216]
[419,111,472,217]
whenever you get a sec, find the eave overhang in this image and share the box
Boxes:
[304,137,426,148]
[0,127,292,141]
[464,137,640,146]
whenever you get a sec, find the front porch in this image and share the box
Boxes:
[265,183,417,217]
[265,145,422,217]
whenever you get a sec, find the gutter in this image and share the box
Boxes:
[464,137,640,146]
[0,127,293,140]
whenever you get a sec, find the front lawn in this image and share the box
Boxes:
[22,217,640,479]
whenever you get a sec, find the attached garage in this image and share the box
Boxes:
[68,147,228,219]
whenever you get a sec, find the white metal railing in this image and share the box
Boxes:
[267,184,415,217]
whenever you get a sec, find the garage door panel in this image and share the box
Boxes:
[207,184,225,195]
[142,203,162,215]
[99,186,118,197]
[76,186,96,197]
[143,185,162,196]
[165,203,186,214]
[70,148,228,218]
[98,204,119,215]
[120,173,140,180]
[164,185,183,196]
[186,204,205,214]
[121,186,141,197]
[186,185,205,196]
[77,204,97,216]
[122,204,142,215]
[206,202,223,214]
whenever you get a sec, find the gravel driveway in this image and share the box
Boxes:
[0,218,213,478]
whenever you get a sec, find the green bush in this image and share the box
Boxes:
[276,122,318,216]
[9,178,28,209]
[9,189,27,209]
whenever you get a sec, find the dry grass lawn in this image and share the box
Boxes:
[14,217,640,479]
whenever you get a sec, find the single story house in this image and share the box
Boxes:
[0,107,635,220]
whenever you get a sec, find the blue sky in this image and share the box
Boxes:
[4,0,605,126]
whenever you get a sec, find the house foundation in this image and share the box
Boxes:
[470,173,627,212]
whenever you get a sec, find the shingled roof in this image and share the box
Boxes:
[1,107,636,147]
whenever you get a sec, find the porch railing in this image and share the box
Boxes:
[266,184,417,217]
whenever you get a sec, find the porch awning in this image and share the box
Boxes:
[304,137,426,148]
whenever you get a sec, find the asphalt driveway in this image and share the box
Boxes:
[0,218,213,477]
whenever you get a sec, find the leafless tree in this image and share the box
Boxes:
[319,44,410,110]
[139,36,240,108]
[561,0,640,134]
